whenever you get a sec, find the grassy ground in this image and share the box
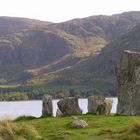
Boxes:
[16,115,140,140]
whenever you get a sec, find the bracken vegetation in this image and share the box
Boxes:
[0,120,41,140]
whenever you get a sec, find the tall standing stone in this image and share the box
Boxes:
[42,95,52,116]
[57,97,82,116]
[116,50,140,115]
[88,95,105,114]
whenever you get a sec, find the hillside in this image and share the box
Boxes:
[90,23,140,86]
[19,11,140,95]
[0,17,51,36]
[45,22,140,95]
[1,12,140,96]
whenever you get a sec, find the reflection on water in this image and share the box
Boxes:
[109,98,118,113]
[0,100,42,120]
[0,98,118,120]
[78,98,88,114]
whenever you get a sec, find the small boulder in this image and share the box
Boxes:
[57,97,82,116]
[71,117,88,128]
[42,95,52,116]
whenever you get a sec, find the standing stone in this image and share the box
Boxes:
[42,95,52,116]
[116,50,140,115]
[88,95,105,114]
[96,99,113,115]
[57,97,82,116]
[104,99,113,115]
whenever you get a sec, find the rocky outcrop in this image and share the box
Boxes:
[88,95,105,114]
[96,99,113,115]
[42,95,52,116]
[116,50,140,115]
[57,97,82,116]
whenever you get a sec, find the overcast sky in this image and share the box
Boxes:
[0,0,140,22]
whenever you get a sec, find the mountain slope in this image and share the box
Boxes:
[0,16,50,36]
[0,30,75,80]
[22,11,140,95]
[18,11,140,81]
[1,11,140,89]
[91,22,140,77]
[51,11,139,40]
[44,22,140,95]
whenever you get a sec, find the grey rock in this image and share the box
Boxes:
[116,50,140,115]
[104,99,113,115]
[42,95,52,116]
[88,95,105,114]
[56,108,63,117]
[97,99,113,115]
[57,97,82,116]
[71,118,88,128]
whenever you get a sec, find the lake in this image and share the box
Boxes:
[0,98,118,120]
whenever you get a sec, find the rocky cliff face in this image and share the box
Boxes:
[116,50,140,115]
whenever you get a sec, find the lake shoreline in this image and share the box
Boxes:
[0,97,118,120]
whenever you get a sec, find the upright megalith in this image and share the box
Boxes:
[88,95,105,114]
[96,99,113,115]
[116,50,140,115]
[57,97,82,116]
[42,95,52,116]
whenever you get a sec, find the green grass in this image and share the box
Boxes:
[16,115,140,140]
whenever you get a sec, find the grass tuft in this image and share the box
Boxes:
[131,121,140,135]
[0,120,41,140]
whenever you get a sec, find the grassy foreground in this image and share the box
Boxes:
[15,115,140,140]
[0,120,40,140]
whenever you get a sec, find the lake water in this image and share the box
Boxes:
[0,98,118,120]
